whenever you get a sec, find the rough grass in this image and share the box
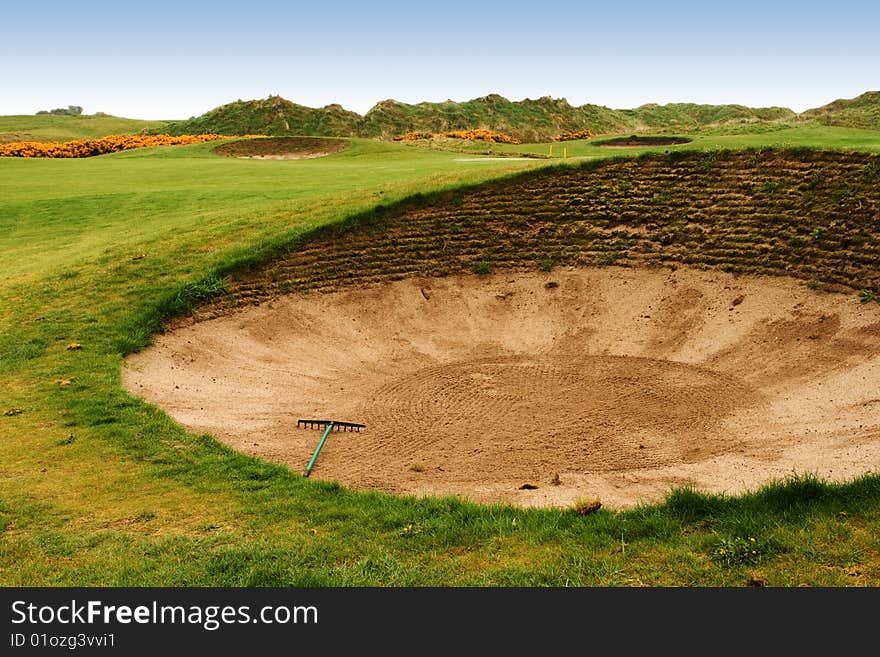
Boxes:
[164,94,803,143]
[161,91,880,143]
[800,91,880,130]
[0,113,168,144]
[2,129,880,586]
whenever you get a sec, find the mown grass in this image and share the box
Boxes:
[1,130,879,586]
[413,125,880,160]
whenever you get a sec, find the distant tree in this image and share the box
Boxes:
[36,105,84,116]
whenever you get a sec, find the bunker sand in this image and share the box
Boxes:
[124,267,880,508]
[212,136,349,159]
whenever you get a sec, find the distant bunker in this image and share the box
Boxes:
[213,136,349,160]
[124,150,880,509]
[597,135,692,148]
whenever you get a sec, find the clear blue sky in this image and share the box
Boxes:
[3,1,878,118]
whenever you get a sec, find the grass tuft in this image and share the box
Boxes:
[472,260,492,275]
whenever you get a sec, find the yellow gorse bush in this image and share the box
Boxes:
[394,129,521,144]
[0,134,236,158]
[393,132,435,141]
[441,129,520,144]
[554,129,594,142]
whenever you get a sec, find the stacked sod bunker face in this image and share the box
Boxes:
[124,150,880,508]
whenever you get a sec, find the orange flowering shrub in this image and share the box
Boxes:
[554,129,594,141]
[393,132,434,141]
[0,134,236,158]
[394,129,520,144]
[441,129,520,144]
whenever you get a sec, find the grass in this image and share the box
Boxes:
[1,128,880,586]
[472,260,493,275]
[800,91,880,130]
[415,125,880,160]
[572,498,602,516]
[0,113,168,144]
[164,92,880,142]
[537,257,555,272]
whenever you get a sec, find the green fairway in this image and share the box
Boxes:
[2,129,879,586]
[0,139,541,283]
[413,125,880,159]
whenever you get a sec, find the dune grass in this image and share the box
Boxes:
[1,131,879,586]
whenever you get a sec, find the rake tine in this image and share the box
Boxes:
[297,418,366,476]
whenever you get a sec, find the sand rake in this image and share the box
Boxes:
[297,419,365,477]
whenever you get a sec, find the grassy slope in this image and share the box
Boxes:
[163,97,362,138]
[621,102,794,132]
[53,91,878,145]
[1,130,879,586]
[359,95,636,141]
[165,94,802,141]
[801,91,880,130]
[0,114,169,144]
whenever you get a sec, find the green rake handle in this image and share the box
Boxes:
[303,422,334,477]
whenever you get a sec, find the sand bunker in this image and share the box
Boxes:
[124,267,880,508]
[213,137,349,160]
[597,135,692,147]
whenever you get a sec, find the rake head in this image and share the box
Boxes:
[297,419,365,432]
